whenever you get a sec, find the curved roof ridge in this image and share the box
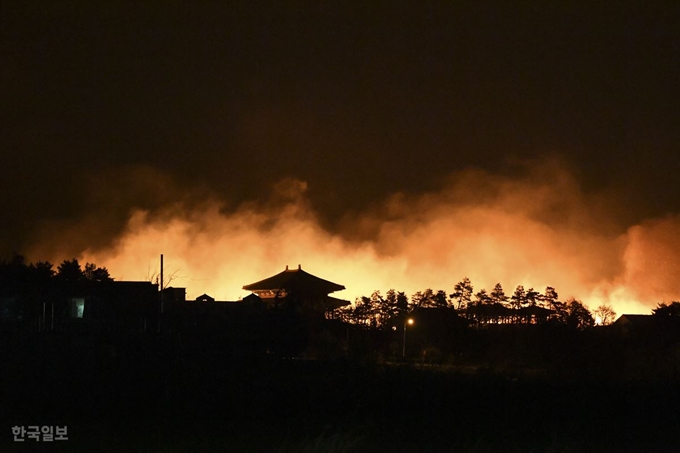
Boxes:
[243,265,345,294]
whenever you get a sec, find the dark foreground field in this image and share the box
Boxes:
[2,332,679,452]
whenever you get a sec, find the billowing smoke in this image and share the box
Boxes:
[621,215,680,303]
[28,158,679,314]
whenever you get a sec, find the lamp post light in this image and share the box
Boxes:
[402,318,414,358]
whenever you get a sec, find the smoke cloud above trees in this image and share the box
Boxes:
[25,158,680,315]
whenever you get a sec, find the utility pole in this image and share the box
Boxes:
[160,253,164,314]
[158,254,164,334]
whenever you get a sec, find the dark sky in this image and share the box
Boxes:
[1,1,678,256]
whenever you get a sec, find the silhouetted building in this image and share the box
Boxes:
[242,265,349,313]
[613,314,656,335]
[58,281,158,333]
[161,287,186,304]
[163,292,268,350]
[195,293,215,303]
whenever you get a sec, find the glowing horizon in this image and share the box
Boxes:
[29,160,679,316]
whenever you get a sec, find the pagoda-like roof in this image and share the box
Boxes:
[243,265,345,295]
[326,295,351,309]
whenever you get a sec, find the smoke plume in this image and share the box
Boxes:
[28,159,679,314]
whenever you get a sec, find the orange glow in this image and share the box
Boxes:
[32,160,679,315]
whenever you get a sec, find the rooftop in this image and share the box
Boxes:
[242,265,345,295]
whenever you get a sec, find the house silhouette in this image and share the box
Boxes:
[242,265,349,313]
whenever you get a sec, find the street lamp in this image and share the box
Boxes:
[402,318,414,358]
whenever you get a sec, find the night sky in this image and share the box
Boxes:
[2,2,679,307]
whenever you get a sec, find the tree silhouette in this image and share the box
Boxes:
[541,286,559,311]
[83,262,112,282]
[485,283,511,324]
[593,304,617,325]
[411,288,449,309]
[525,288,540,307]
[56,259,112,284]
[652,301,680,317]
[368,290,387,327]
[450,277,473,310]
[510,285,525,322]
[379,289,398,324]
[490,283,508,306]
[375,288,410,324]
[510,285,525,310]
[353,295,378,327]
[28,261,55,282]
[564,299,595,330]
[26,261,55,295]
[144,261,183,290]
[56,259,85,283]
[395,290,409,317]
[468,289,493,323]
[474,289,491,305]
[411,289,434,309]
[434,290,448,308]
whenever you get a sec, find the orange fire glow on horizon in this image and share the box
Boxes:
[33,161,680,315]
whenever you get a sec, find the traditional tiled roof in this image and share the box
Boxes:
[326,295,351,309]
[242,265,345,295]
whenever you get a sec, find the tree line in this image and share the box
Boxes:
[330,277,620,330]
[0,254,112,300]
[8,254,680,335]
